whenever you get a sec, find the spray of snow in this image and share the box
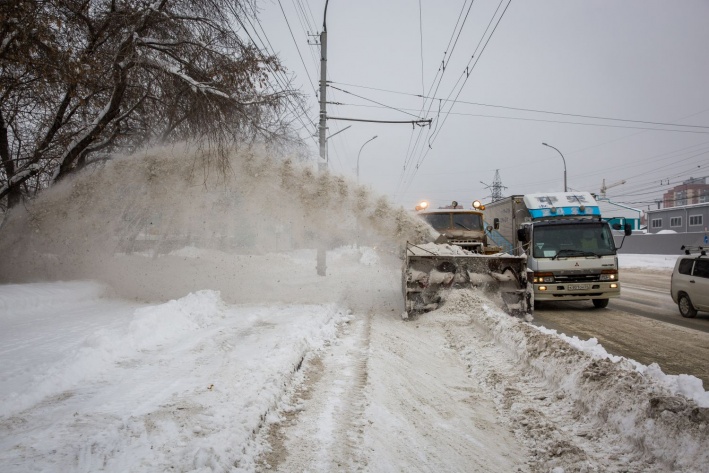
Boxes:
[0,145,432,304]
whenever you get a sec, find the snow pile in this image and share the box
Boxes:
[537,326,709,408]
[440,289,709,471]
[127,290,226,349]
[619,253,679,270]
[0,283,350,472]
[406,242,470,256]
[1,290,225,418]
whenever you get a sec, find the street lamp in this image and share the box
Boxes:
[357,135,378,184]
[542,142,567,192]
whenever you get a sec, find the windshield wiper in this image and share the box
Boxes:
[455,222,472,230]
[552,249,600,260]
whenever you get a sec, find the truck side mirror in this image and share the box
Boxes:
[624,223,632,236]
[494,218,500,230]
[517,228,528,243]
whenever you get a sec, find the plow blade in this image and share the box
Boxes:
[403,242,531,318]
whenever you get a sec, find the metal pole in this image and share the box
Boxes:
[318,25,327,172]
[356,135,378,185]
[316,1,329,276]
[542,142,567,192]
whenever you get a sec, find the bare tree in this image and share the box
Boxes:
[0,0,303,210]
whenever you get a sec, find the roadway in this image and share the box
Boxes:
[531,267,709,388]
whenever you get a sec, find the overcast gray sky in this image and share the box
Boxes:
[257,0,709,212]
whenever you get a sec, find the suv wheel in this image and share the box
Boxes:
[678,294,698,318]
[592,298,609,309]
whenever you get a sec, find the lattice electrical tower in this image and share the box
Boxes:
[480,170,507,202]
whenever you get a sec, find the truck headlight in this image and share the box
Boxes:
[533,272,554,283]
[600,270,617,281]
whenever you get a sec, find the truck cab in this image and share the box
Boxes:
[414,200,497,253]
[514,193,626,309]
[522,219,620,308]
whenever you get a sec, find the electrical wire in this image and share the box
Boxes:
[328,81,709,131]
[397,0,477,196]
[277,0,317,94]
[234,4,318,143]
[400,0,513,199]
[329,102,709,134]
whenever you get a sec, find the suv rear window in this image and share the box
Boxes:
[678,259,694,275]
[695,260,709,278]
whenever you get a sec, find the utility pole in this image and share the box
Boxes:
[318,3,328,173]
[316,0,329,276]
[314,0,428,274]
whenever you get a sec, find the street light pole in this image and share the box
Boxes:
[356,135,378,185]
[542,142,567,192]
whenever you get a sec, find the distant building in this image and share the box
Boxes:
[596,198,642,230]
[662,177,709,208]
[646,202,709,234]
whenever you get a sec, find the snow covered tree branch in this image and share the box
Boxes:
[0,0,302,211]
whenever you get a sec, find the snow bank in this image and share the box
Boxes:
[619,253,679,270]
[1,290,228,417]
[0,284,351,472]
[441,290,709,471]
[537,327,709,408]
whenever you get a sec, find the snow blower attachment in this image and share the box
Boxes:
[403,242,532,318]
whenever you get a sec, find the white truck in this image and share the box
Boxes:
[484,192,631,309]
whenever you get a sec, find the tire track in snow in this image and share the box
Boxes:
[258,311,372,472]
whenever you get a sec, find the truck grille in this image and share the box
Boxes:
[553,274,601,283]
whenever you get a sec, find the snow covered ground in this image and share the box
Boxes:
[1,249,708,472]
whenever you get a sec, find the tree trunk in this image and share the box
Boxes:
[0,110,22,208]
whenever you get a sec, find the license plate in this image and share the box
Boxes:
[568,284,590,290]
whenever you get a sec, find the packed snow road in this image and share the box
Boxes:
[1,250,709,472]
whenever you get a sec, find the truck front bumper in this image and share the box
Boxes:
[533,281,620,301]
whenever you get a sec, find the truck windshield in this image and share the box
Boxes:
[532,222,616,258]
[420,213,482,231]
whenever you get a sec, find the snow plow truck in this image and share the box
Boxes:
[403,200,532,318]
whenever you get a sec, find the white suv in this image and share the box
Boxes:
[670,252,709,318]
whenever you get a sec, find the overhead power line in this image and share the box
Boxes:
[328,85,423,119]
[329,101,709,134]
[397,0,478,197]
[230,3,317,143]
[400,0,513,199]
[277,0,317,94]
[328,81,709,131]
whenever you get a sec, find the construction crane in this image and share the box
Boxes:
[600,178,626,198]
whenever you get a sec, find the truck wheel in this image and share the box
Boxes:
[592,298,609,309]
[533,300,543,310]
[678,294,698,318]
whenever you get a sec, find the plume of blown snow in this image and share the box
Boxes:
[0,144,433,305]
